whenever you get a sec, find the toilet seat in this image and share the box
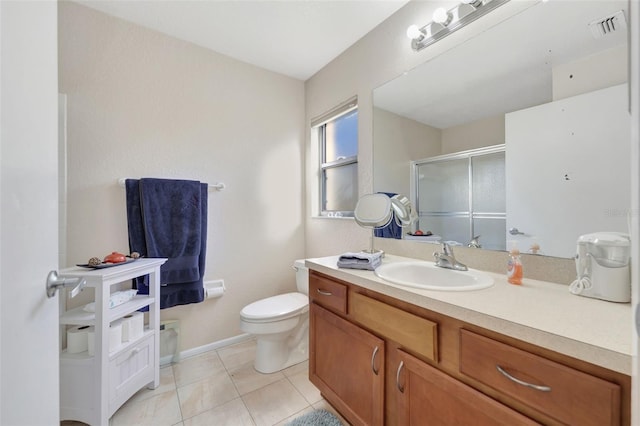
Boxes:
[240,292,308,323]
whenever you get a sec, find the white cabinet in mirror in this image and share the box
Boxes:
[372,0,630,259]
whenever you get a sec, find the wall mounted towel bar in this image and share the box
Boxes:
[117,178,226,191]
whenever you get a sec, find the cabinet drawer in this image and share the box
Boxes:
[349,292,437,362]
[109,334,155,414]
[460,329,621,426]
[309,274,347,314]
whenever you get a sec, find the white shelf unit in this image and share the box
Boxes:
[58,258,167,426]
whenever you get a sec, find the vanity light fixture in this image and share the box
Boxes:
[407,0,509,51]
[432,7,453,26]
[406,24,425,41]
[406,22,447,42]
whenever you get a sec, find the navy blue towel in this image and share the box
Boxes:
[373,192,402,239]
[126,178,207,309]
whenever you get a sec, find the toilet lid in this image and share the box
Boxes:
[241,292,308,322]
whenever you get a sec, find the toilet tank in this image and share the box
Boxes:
[293,259,309,295]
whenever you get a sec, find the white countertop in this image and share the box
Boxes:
[306,254,633,375]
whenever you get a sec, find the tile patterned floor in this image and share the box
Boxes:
[61,339,349,426]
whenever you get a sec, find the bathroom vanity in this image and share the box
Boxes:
[306,255,631,426]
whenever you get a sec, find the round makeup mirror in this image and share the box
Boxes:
[354,193,392,228]
[354,194,393,254]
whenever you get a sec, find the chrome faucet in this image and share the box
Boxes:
[434,242,468,271]
[468,235,482,248]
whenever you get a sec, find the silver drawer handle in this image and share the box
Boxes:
[316,289,332,296]
[496,365,551,392]
[396,361,405,393]
[371,346,380,375]
[128,348,141,359]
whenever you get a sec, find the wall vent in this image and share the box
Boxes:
[588,10,627,39]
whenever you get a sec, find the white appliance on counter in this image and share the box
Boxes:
[570,232,631,303]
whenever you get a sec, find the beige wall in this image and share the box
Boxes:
[373,108,504,196]
[441,115,505,155]
[373,107,440,196]
[58,2,305,351]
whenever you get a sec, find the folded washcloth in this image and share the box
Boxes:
[337,251,383,271]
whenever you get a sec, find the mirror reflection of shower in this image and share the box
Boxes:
[412,145,505,251]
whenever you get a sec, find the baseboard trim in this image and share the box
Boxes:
[178,333,253,361]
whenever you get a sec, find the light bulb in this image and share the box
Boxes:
[406,24,424,40]
[432,7,451,25]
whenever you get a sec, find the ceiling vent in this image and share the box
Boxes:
[588,10,627,39]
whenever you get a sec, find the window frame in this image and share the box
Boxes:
[313,97,358,218]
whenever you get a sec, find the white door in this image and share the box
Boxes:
[1,1,60,425]
[631,0,640,424]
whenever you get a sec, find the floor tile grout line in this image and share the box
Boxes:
[238,394,260,426]
[284,374,316,407]
[216,347,246,398]
[175,347,258,424]
[214,347,261,424]
[169,364,187,424]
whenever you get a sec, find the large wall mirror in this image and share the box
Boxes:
[373,0,630,259]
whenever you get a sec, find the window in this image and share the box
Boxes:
[313,98,358,217]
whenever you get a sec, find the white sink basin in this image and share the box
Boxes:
[375,261,494,291]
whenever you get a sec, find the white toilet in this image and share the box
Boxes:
[240,259,309,373]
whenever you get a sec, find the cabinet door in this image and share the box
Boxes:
[309,303,384,426]
[395,350,538,426]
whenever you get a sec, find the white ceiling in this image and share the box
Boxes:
[77,0,409,81]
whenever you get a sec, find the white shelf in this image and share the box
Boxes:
[59,258,166,426]
[60,350,94,365]
[60,328,155,362]
[109,295,154,322]
[60,295,155,325]
[61,258,168,285]
[60,306,95,326]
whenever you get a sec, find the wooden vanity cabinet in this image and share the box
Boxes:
[309,274,384,425]
[310,303,385,426]
[459,330,621,426]
[308,270,630,426]
[396,349,538,426]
